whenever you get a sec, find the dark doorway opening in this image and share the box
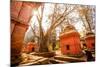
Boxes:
[66,45,70,50]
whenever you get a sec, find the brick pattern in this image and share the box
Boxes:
[11,1,22,19]
[11,1,41,64]
[11,22,28,56]
[60,31,82,55]
[11,1,41,25]
[18,3,33,25]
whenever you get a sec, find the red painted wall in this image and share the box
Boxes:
[60,32,82,55]
[18,3,33,24]
[11,1,41,64]
[22,42,38,53]
[11,21,28,57]
[85,36,95,50]
[11,1,22,19]
[11,1,35,57]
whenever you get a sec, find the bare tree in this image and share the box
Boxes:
[77,5,95,32]
[31,3,78,52]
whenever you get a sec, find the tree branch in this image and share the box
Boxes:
[30,24,39,38]
[45,6,77,36]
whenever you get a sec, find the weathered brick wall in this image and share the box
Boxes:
[11,1,32,65]
[11,1,22,19]
[11,1,41,65]
[18,2,33,25]
[11,20,28,64]
[11,1,41,25]
[11,21,28,55]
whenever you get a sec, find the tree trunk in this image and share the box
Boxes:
[85,15,92,32]
[39,35,49,52]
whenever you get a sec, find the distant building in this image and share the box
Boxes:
[85,31,95,51]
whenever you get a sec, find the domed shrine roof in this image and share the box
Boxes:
[85,31,95,38]
[63,24,76,32]
[59,24,79,37]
